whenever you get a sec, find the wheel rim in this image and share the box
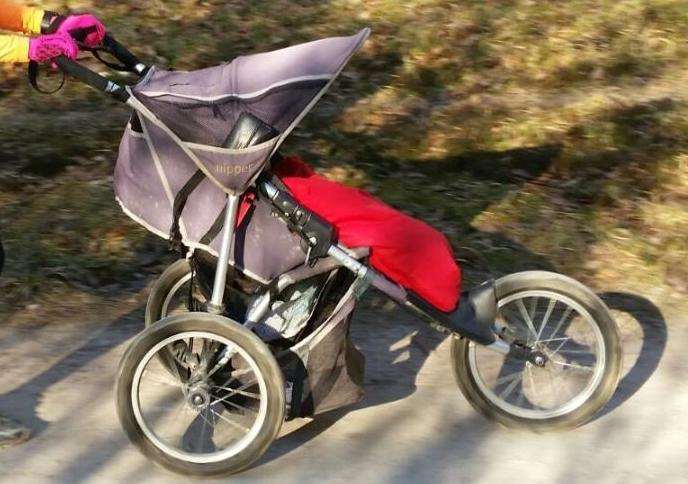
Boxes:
[131,331,269,464]
[467,290,606,419]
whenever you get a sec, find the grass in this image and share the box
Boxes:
[1,0,687,312]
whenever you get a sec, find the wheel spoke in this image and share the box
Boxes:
[517,299,538,338]
[142,370,184,388]
[536,298,556,340]
[210,408,250,433]
[163,343,188,384]
[498,373,523,399]
[536,337,570,344]
[529,297,539,323]
[550,360,594,372]
[515,389,526,407]
[220,399,257,415]
[495,371,522,386]
[215,367,253,388]
[210,381,261,406]
[547,306,572,341]
[557,348,594,355]
[207,344,238,378]
[549,337,571,356]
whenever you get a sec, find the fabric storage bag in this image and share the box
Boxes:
[279,289,365,418]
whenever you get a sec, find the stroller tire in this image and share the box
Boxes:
[145,258,193,326]
[116,313,285,477]
[451,271,621,431]
[145,259,196,376]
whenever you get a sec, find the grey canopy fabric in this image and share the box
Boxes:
[114,29,370,283]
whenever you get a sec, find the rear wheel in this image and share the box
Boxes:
[145,259,197,325]
[145,259,204,376]
[452,271,621,431]
[116,313,285,476]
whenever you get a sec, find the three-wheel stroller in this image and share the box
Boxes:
[49,27,621,477]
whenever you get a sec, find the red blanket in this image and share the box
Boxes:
[272,156,461,312]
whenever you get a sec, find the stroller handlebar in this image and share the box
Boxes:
[54,56,130,102]
[53,34,146,103]
[102,34,148,75]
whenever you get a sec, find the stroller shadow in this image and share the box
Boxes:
[0,306,143,439]
[595,292,667,418]
[261,298,444,465]
[261,289,667,466]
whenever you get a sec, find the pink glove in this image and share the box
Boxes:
[56,14,106,48]
[28,32,79,63]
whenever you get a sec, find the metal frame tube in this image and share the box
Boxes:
[328,243,509,354]
[208,194,241,312]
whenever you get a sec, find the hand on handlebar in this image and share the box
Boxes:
[55,14,106,48]
[29,32,79,64]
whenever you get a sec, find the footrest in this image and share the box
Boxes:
[449,280,497,345]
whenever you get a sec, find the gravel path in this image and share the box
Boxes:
[0,290,684,483]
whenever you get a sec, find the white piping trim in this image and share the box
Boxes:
[270,28,371,159]
[139,119,190,240]
[185,137,277,155]
[139,74,333,102]
[116,197,170,240]
[127,93,257,196]
[115,197,272,285]
[125,124,145,139]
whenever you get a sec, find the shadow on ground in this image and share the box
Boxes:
[262,289,666,467]
[0,306,143,438]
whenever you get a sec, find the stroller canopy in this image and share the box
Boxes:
[115,29,370,283]
[126,28,370,194]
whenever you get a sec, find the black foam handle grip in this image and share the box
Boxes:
[54,56,129,102]
[103,34,146,74]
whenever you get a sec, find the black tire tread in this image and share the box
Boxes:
[451,271,622,432]
[116,313,285,476]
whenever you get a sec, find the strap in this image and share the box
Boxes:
[169,169,206,252]
[40,12,61,34]
[91,47,128,71]
[199,205,227,246]
[79,43,130,72]
[29,12,67,96]
[28,61,66,95]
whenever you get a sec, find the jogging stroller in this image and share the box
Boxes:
[50,28,621,477]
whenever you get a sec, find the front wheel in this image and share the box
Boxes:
[116,313,285,477]
[452,271,621,431]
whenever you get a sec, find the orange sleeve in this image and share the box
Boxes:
[0,1,44,34]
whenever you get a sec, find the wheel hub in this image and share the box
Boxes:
[508,342,548,367]
[187,382,211,411]
[531,351,547,367]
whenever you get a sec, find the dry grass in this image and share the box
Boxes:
[1,0,687,311]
